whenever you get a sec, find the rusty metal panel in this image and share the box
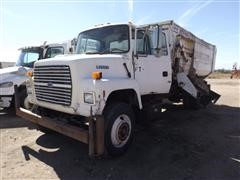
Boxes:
[16,108,89,144]
[96,116,105,155]
[88,115,95,157]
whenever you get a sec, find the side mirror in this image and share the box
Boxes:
[149,25,162,57]
[71,38,77,46]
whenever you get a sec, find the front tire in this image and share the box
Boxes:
[104,103,135,156]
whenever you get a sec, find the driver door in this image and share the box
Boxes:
[134,27,172,95]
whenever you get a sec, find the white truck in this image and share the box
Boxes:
[15,21,220,157]
[0,62,15,69]
[0,41,76,109]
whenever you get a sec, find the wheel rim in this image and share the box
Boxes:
[111,114,132,148]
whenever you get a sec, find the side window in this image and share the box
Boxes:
[148,28,168,56]
[159,32,168,56]
[136,30,151,55]
[46,47,64,58]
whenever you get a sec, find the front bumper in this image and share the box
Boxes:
[14,85,105,157]
[33,99,100,117]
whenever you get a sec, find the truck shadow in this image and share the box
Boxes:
[0,108,36,129]
[20,104,240,180]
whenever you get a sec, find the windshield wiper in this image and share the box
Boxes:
[85,51,99,54]
[85,48,126,55]
[110,48,125,53]
[99,48,110,55]
[99,48,125,55]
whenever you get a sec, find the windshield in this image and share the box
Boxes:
[76,25,130,54]
[16,48,43,68]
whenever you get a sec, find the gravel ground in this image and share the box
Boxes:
[0,79,239,180]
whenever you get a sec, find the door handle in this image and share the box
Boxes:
[162,71,168,77]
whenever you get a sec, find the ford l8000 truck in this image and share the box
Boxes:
[15,21,220,157]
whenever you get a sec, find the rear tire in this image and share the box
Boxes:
[104,102,135,156]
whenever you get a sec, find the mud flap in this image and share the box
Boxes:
[177,72,198,98]
[209,90,221,104]
[177,73,220,107]
[197,90,220,107]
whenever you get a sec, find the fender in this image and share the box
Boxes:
[80,78,143,113]
[0,75,29,96]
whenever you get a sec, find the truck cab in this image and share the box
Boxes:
[0,41,75,109]
[31,23,173,115]
[27,23,173,156]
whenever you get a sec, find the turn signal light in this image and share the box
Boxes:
[92,71,102,80]
[26,71,33,77]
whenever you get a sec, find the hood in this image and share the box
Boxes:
[0,66,29,82]
[0,66,19,74]
[34,54,127,66]
[34,54,131,80]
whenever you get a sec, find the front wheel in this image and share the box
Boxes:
[104,103,135,156]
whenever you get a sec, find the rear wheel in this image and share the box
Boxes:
[104,102,135,156]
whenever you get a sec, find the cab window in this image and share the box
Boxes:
[158,32,168,56]
[148,30,168,56]
[135,29,168,56]
[136,30,152,55]
[46,47,64,58]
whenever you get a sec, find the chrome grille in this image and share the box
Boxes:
[34,65,72,106]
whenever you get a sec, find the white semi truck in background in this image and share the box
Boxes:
[0,62,15,69]
[16,21,220,157]
[0,40,76,109]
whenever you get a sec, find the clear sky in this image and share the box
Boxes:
[0,0,239,69]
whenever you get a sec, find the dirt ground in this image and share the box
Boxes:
[0,79,239,180]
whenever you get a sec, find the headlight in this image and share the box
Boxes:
[0,82,13,88]
[84,92,95,104]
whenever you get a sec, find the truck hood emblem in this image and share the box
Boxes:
[96,65,109,70]
[47,82,53,87]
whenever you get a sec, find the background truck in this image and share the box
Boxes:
[0,40,76,109]
[0,62,15,69]
[16,20,220,157]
